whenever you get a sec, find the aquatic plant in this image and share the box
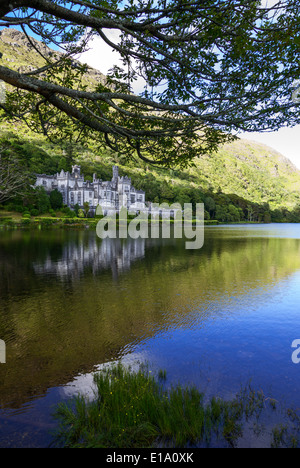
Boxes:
[52,363,290,449]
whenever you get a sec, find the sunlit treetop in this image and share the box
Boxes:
[0,0,299,167]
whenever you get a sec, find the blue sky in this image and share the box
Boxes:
[78,33,300,169]
[2,0,299,169]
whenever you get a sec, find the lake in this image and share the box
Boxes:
[1,224,300,447]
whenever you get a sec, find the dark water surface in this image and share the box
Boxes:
[1,224,300,447]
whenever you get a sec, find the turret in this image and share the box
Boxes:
[72,165,81,178]
[112,165,119,189]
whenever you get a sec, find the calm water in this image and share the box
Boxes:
[1,224,300,447]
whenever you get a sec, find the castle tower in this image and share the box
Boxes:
[112,165,119,190]
[112,166,119,182]
[72,165,81,179]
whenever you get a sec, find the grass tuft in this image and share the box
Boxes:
[52,362,298,448]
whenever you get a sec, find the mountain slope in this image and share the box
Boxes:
[0,27,300,212]
[0,28,108,88]
[190,139,300,209]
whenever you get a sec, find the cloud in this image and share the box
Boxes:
[78,29,123,75]
[77,30,146,95]
[260,0,283,8]
[77,20,299,169]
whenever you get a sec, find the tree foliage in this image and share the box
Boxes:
[83,201,90,217]
[0,0,299,166]
[0,143,30,203]
[34,186,51,213]
[50,188,63,210]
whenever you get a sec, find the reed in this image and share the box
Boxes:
[52,362,299,448]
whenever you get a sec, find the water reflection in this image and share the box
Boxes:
[1,225,300,447]
[33,236,146,282]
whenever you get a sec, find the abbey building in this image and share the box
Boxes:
[35,165,146,215]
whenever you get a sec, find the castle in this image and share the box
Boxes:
[35,165,146,216]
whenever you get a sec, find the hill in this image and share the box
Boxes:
[0,28,109,88]
[190,139,300,210]
[0,28,300,222]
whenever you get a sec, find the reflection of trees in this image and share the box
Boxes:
[0,231,146,298]
[0,230,300,408]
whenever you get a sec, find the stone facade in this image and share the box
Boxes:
[35,165,146,215]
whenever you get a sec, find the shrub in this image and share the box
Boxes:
[50,189,63,210]
[37,218,56,228]
[30,209,39,217]
[62,206,76,217]
[21,218,31,225]
[49,209,57,218]
[5,203,25,213]
[34,186,51,214]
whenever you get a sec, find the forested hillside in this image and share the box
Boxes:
[1,121,300,223]
[1,28,300,223]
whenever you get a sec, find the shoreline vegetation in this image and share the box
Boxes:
[0,218,286,230]
[52,362,300,449]
[0,218,295,231]
[0,211,294,231]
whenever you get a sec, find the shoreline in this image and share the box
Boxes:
[0,218,296,231]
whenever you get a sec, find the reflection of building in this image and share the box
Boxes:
[35,165,146,215]
[33,235,145,281]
